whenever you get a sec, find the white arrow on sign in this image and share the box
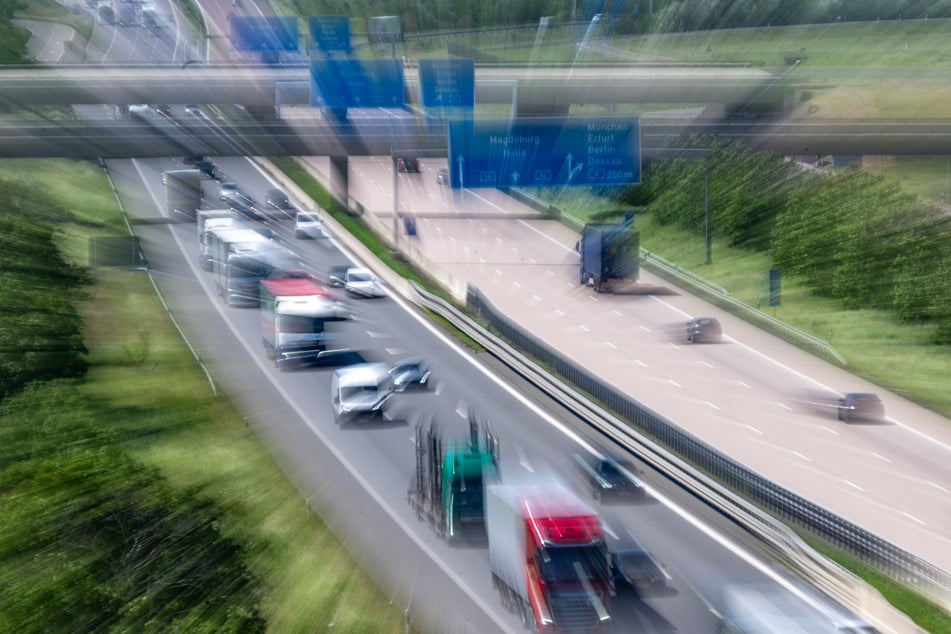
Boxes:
[565,152,585,182]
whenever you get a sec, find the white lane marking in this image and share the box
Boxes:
[668,379,682,388]
[635,360,647,367]
[601,521,620,540]
[705,401,720,410]
[903,512,927,526]
[928,481,949,493]
[547,269,555,276]
[384,347,406,355]
[455,400,468,419]
[555,309,565,316]
[640,325,651,332]
[579,324,590,332]
[612,309,623,316]
[737,381,751,389]
[821,426,840,436]
[256,160,871,626]
[792,451,812,462]
[606,342,617,349]
[367,331,389,338]
[138,159,516,633]
[844,480,865,492]
[514,443,535,473]
[647,294,951,454]
[701,361,714,368]
[777,402,792,411]
[746,425,763,435]
[871,452,892,463]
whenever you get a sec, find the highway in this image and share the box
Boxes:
[103,154,879,632]
[338,155,951,576]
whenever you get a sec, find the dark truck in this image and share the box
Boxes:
[579,213,639,293]
[162,169,204,221]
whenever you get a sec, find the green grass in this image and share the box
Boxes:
[539,190,951,416]
[807,539,951,634]
[0,159,410,633]
[14,0,93,45]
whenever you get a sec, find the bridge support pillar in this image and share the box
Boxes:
[328,155,350,212]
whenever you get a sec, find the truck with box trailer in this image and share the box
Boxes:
[197,209,236,271]
[579,213,639,293]
[486,484,612,632]
[209,225,304,306]
[162,169,204,222]
[259,277,347,370]
[408,414,499,543]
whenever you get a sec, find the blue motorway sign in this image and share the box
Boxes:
[230,16,299,52]
[309,16,350,54]
[311,59,405,109]
[418,58,474,109]
[446,117,640,189]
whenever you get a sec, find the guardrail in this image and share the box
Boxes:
[507,187,848,367]
[450,284,944,629]
[406,280,938,632]
[273,158,938,629]
[640,249,849,367]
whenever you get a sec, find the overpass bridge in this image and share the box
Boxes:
[0,63,793,116]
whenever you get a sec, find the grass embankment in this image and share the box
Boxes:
[0,159,408,632]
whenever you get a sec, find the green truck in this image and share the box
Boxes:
[408,414,500,543]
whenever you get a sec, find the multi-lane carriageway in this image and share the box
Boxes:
[114,155,928,632]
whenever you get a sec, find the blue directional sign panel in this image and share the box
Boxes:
[310,59,405,108]
[419,58,475,109]
[308,16,350,54]
[446,117,640,189]
[230,16,299,52]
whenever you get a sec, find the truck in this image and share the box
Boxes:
[163,169,204,221]
[208,226,274,306]
[486,484,612,632]
[579,213,639,293]
[259,277,347,370]
[408,414,499,543]
[197,209,236,270]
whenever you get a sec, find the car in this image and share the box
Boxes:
[228,192,265,222]
[574,454,646,501]
[388,358,431,392]
[837,392,884,423]
[397,157,420,173]
[331,363,393,425]
[326,264,350,287]
[686,316,722,343]
[193,159,221,180]
[609,542,673,596]
[265,188,294,217]
[218,182,239,201]
[294,211,325,239]
[344,267,385,298]
[436,167,450,185]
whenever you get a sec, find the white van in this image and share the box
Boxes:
[331,363,392,425]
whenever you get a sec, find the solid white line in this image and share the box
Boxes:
[928,481,949,493]
[844,480,865,492]
[705,401,720,410]
[792,451,812,462]
[135,159,517,632]
[746,425,763,435]
[737,381,751,389]
[871,452,892,463]
[821,426,840,436]
[903,512,927,526]
[668,379,682,388]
